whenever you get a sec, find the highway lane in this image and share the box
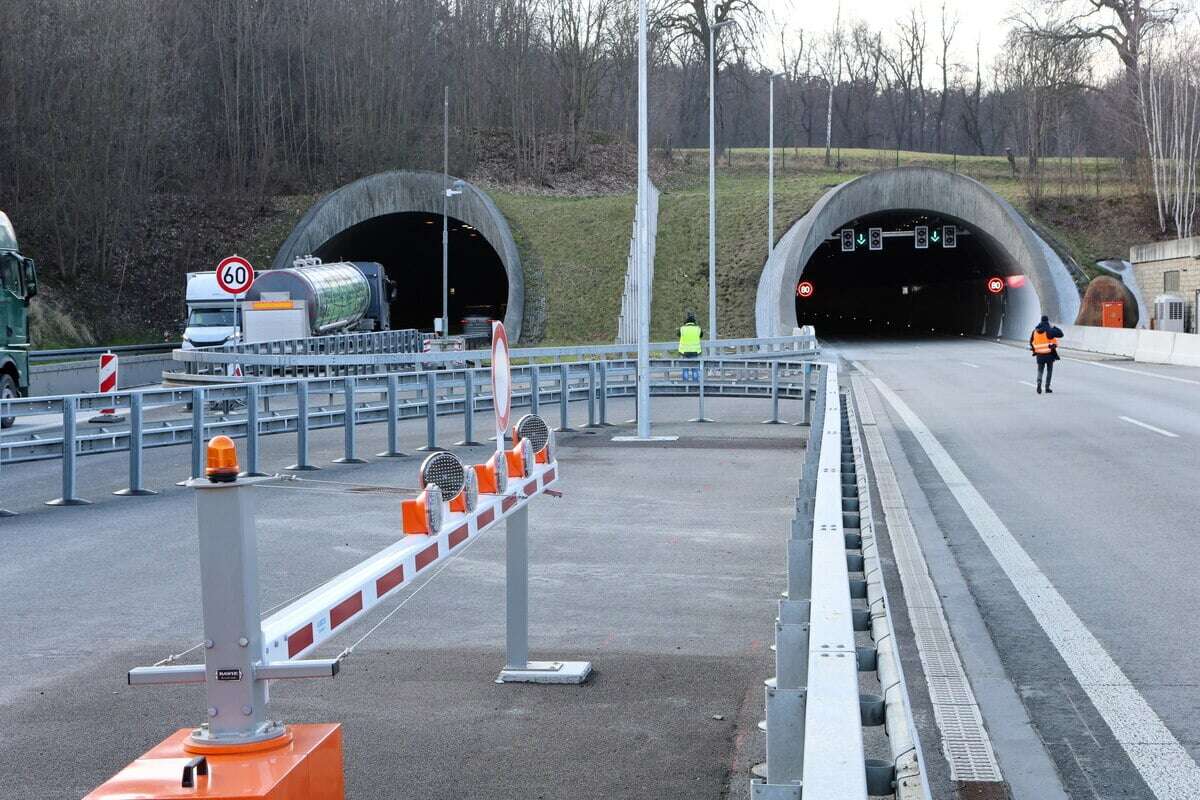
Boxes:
[829,335,1200,799]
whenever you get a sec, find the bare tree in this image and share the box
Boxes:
[935,3,960,153]
[1139,24,1200,237]
[817,3,844,166]
[546,0,615,165]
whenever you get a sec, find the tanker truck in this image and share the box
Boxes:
[0,211,38,427]
[182,256,393,348]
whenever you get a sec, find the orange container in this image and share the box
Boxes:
[85,723,344,800]
[1101,301,1124,328]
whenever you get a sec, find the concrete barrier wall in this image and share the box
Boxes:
[30,354,174,397]
[1060,324,1200,366]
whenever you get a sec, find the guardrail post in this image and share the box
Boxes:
[173,389,207,486]
[794,363,812,427]
[241,383,267,477]
[377,373,406,457]
[556,364,574,432]
[418,371,444,452]
[114,392,156,496]
[457,369,483,446]
[333,376,367,464]
[586,362,598,428]
[46,396,91,506]
[763,361,785,424]
[0,437,13,516]
[287,381,318,471]
[529,364,540,416]
[690,357,713,423]
[597,360,611,426]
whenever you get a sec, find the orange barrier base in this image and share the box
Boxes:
[85,723,344,799]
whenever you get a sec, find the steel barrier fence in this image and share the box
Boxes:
[168,333,818,380]
[752,362,929,799]
[0,352,820,508]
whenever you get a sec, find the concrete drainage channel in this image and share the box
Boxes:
[751,361,930,799]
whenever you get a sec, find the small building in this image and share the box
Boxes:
[1130,237,1200,333]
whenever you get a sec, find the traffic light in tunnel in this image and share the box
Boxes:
[840,228,855,252]
[943,225,957,248]
[914,225,928,249]
[869,228,883,250]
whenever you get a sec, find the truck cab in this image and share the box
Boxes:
[183,272,245,349]
[0,211,38,427]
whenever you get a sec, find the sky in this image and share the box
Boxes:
[755,0,1025,76]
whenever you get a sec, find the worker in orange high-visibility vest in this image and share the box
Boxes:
[1029,315,1064,394]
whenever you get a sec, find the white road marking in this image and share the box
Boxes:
[1118,416,1179,438]
[1018,380,1036,388]
[871,374,1200,800]
[961,361,981,369]
[1069,357,1200,386]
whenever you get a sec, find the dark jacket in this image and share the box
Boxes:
[1030,321,1063,363]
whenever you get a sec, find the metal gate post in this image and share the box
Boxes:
[287,381,318,471]
[496,505,593,684]
[0,437,13,516]
[418,371,444,452]
[690,357,713,423]
[114,392,156,496]
[529,365,540,416]
[585,362,599,428]
[333,377,366,464]
[187,469,286,747]
[556,364,574,432]
[241,383,267,477]
[456,369,483,446]
[46,396,91,506]
[377,373,405,457]
[763,361,785,424]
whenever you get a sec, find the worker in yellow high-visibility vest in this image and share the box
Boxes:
[678,312,703,382]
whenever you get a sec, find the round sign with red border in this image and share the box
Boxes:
[216,255,255,295]
[491,321,512,443]
[796,281,815,299]
[986,276,1005,295]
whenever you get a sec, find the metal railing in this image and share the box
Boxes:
[169,332,818,381]
[752,362,929,799]
[31,341,180,364]
[0,338,819,508]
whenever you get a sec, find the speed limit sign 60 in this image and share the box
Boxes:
[216,255,255,295]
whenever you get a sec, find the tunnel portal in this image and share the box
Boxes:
[757,167,1079,340]
[795,211,1017,337]
[274,171,525,340]
[313,212,508,335]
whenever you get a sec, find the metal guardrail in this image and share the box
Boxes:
[30,342,181,363]
[170,333,819,380]
[0,344,820,508]
[752,362,929,799]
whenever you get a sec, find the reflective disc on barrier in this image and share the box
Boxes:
[514,414,550,454]
[420,452,466,499]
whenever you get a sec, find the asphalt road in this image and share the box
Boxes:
[829,334,1200,800]
[0,396,806,799]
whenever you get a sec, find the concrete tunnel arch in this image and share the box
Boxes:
[275,170,525,340]
[755,166,1081,339]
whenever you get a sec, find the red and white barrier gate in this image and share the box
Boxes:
[90,412,582,799]
[89,352,125,424]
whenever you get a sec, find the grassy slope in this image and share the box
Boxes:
[226,147,1157,345]
[490,147,1152,342]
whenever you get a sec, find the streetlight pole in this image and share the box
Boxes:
[442,84,450,338]
[768,72,784,257]
[708,19,733,342]
[635,0,651,439]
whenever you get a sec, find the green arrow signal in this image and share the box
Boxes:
[930,230,941,243]
[856,233,866,245]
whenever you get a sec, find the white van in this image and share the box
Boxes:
[182,272,246,349]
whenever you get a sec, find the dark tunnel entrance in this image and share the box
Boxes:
[794,210,1021,337]
[313,212,508,335]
